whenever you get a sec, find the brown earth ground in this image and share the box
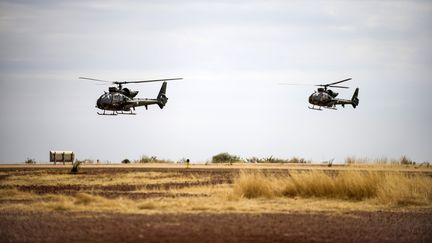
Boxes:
[1,210,431,243]
[1,164,432,242]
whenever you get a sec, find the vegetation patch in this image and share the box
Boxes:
[232,171,432,206]
[1,166,431,214]
[212,152,241,163]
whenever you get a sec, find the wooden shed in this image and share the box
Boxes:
[49,151,75,165]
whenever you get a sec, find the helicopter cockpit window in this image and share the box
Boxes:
[112,93,123,102]
[101,94,111,103]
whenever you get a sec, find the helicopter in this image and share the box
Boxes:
[280,78,359,110]
[79,77,182,115]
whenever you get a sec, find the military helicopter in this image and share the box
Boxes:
[280,78,359,110]
[79,77,182,115]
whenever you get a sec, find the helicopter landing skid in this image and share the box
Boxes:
[97,111,136,115]
[308,106,323,111]
[116,111,136,115]
[97,111,117,116]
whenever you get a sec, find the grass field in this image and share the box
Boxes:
[1,163,431,214]
[1,163,432,242]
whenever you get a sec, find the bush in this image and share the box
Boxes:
[25,158,36,164]
[232,170,432,205]
[70,161,82,174]
[136,155,166,163]
[75,159,95,164]
[233,171,276,198]
[212,152,241,163]
[400,155,414,165]
[121,159,131,164]
[287,157,308,163]
[246,157,261,163]
[245,156,309,164]
[133,155,171,163]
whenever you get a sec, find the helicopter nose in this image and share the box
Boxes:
[96,97,103,108]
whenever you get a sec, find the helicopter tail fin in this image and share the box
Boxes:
[157,82,168,109]
[351,88,359,108]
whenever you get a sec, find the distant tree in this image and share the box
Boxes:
[122,159,131,164]
[212,152,241,163]
[135,155,171,163]
[25,158,36,164]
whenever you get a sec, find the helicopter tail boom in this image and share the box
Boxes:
[333,88,359,108]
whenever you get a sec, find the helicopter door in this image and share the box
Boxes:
[112,93,124,104]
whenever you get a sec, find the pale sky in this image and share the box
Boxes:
[1,0,431,163]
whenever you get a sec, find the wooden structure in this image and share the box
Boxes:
[49,151,75,165]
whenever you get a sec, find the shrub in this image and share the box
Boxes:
[400,155,414,165]
[245,156,309,164]
[178,158,189,164]
[138,156,155,163]
[232,170,432,205]
[121,159,131,164]
[345,156,369,165]
[287,157,308,163]
[75,159,95,164]
[70,161,82,174]
[233,171,277,198]
[246,157,261,163]
[25,158,36,164]
[212,152,241,163]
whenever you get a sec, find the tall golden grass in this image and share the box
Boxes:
[233,171,432,206]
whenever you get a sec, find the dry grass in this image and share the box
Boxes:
[1,167,432,214]
[0,192,137,213]
[232,170,432,206]
[0,189,396,214]
[0,188,35,199]
[1,172,208,187]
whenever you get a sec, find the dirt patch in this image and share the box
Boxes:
[0,178,231,196]
[1,210,431,243]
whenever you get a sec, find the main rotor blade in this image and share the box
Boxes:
[278,83,313,86]
[315,84,349,89]
[326,78,352,86]
[79,77,110,83]
[328,85,349,89]
[115,78,183,84]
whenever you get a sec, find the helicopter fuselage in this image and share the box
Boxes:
[279,77,359,111]
[308,91,335,107]
[308,88,359,110]
[80,77,180,115]
[95,82,169,115]
[96,92,133,111]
